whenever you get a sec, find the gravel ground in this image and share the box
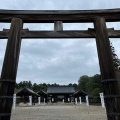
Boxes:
[11,104,107,120]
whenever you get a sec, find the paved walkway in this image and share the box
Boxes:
[11,104,107,120]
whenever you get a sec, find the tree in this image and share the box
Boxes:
[78,75,89,92]
[15,83,19,89]
[18,81,23,88]
[85,77,94,94]
[92,88,101,103]
[110,41,120,70]
[78,74,103,95]
[92,88,101,96]
[28,81,32,88]
[32,83,38,92]
[72,83,78,91]
[68,83,72,86]
[92,74,103,91]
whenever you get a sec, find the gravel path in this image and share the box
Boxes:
[11,104,107,120]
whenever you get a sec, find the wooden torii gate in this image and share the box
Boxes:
[0,9,120,120]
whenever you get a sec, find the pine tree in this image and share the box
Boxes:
[110,41,120,70]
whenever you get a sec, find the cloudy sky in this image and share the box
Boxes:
[0,0,120,85]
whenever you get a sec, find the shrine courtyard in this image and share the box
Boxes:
[11,104,107,120]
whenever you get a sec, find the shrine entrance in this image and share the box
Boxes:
[0,9,120,120]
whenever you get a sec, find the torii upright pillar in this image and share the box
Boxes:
[0,18,23,120]
[94,18,120,120]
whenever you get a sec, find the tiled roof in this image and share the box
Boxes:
[37,90,48,95]
[74,90,87,96]
[16,87,40,97]
[47,86,75,94]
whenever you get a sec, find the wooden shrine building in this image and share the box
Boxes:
[16,87,39,103]
[47,86,75,102]
[74,90,87,102]
[37,90,48,102]
[0,9,120,120]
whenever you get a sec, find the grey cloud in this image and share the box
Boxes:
[0,0,120,10]
[0,40,7,71]
[17,39,100,84]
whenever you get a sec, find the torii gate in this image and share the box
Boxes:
[0,8,120,120]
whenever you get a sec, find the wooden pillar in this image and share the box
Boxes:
[0,18,23,120]
[94,18,120,120]
[54,21,63,31]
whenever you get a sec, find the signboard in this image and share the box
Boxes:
[75,98,77,104]
[52,98,54,102]
[13,94,16,109]
[86,96,89,106]
[38,97,41,105]
[79,97,82,104]
[29,96,32,106]
[99,93,105,108]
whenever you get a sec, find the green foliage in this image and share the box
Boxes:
[15,81,78,92]
[110,41,120,70]
[16,81,32,89]
[92,88,100,96]
[78,74,103,96]
[15,81,49,92]
[72,83,78,91]
[92,88,101,103]
[68,83,73,86]
[78,75,89,92]
[15,73,103,95]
